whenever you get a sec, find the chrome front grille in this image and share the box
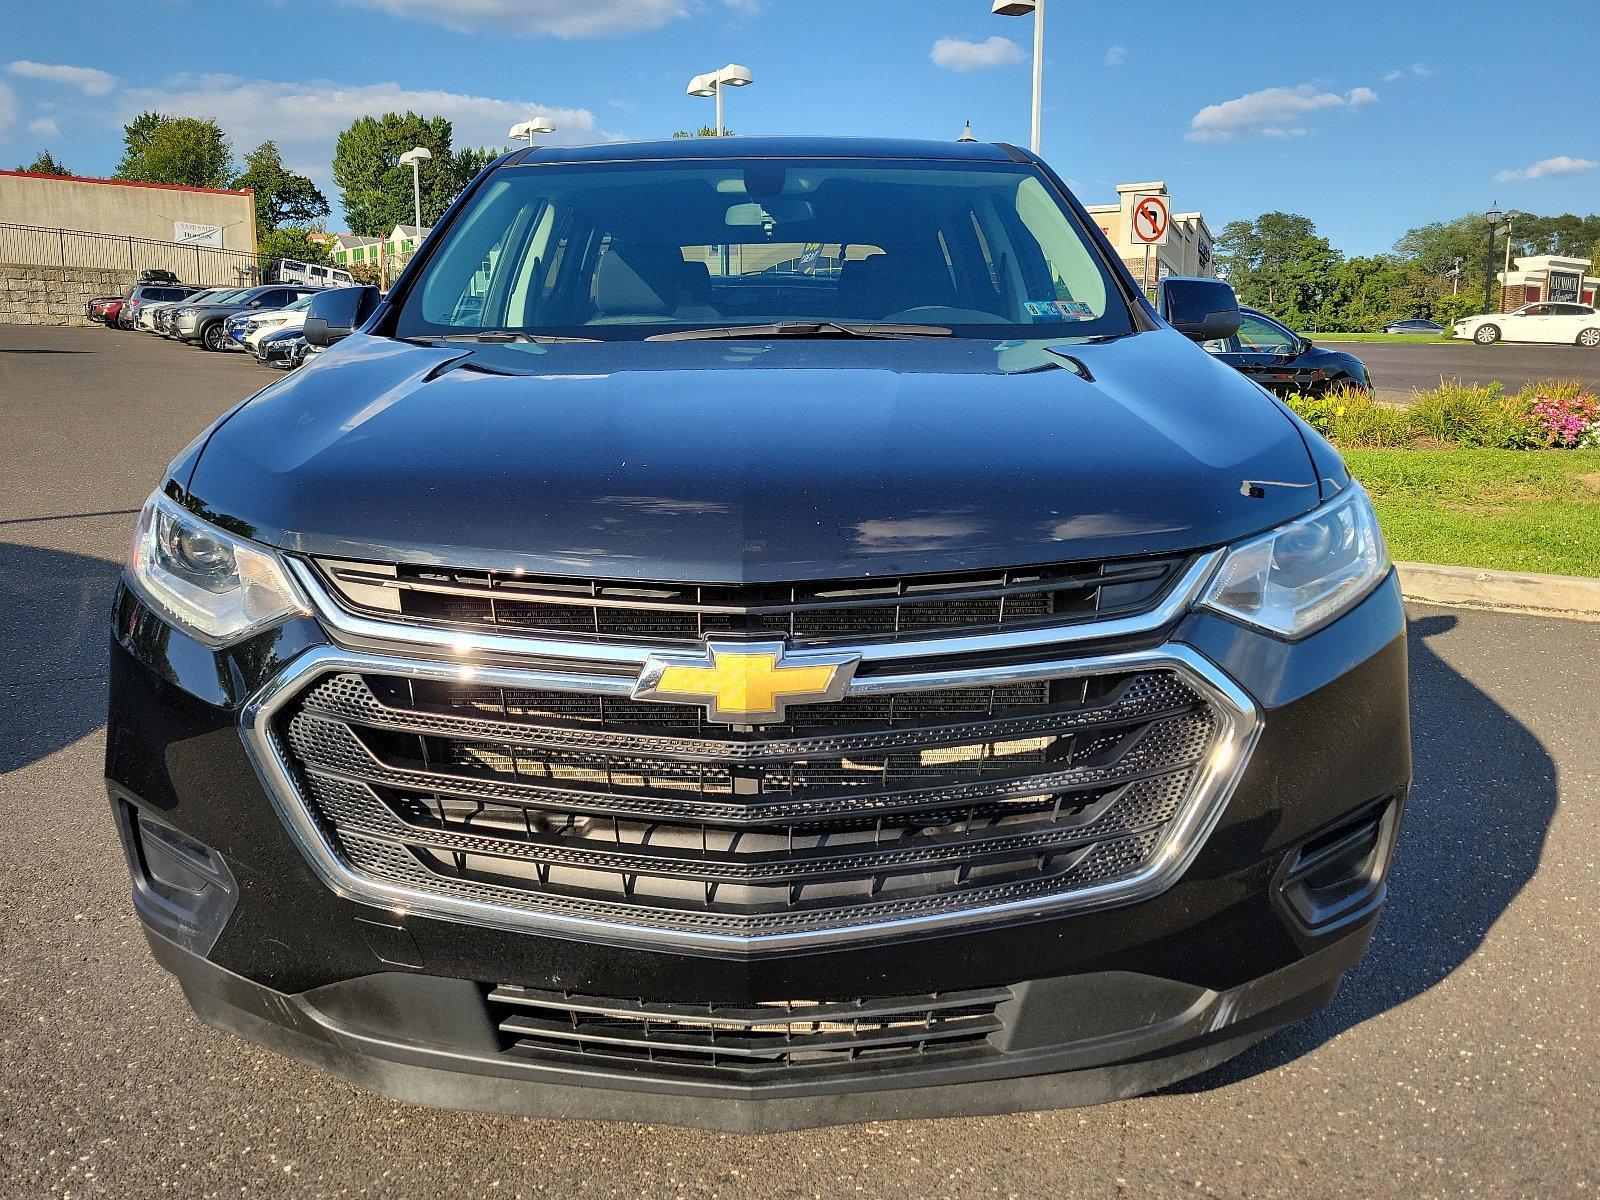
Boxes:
[312,555,1192,647]
[257,645,1251,948]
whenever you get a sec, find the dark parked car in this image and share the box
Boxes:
[110,136,1408,1133]
[171,283,322,350]
[253,325,306,369]
[1204,307,1371,397]
[1380,319,1443,335]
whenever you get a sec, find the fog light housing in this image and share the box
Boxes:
[111,793,237,955]
[1276,797,1401,933]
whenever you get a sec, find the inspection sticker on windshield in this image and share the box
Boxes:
[1025,300,1095,320]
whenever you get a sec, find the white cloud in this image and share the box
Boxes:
[1384,63,1434,82]
[931,36,1026,73]
[119,75,617,156]
[1493,155,1597,183]
[7,60,118,96]
[342,0,690,37]
[114,75,623,212]
[0,81,15,140]
[27,117,59,138]
[1103,44,1128,67]
[1186,84,1377,142]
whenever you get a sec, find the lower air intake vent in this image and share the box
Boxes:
[486,984,1010,1078]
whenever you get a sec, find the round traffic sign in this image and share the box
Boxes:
[1133,195,1170,244]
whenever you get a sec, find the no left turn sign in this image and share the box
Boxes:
[1132,195,1170,246]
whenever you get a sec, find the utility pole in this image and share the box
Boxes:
[1482,204,1503,313]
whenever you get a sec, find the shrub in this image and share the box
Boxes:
[1288,387,1415,448]
[1285,379,1597,451]
[1409,380,1537,449]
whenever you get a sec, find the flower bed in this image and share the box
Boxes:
[1288,381,1600,450]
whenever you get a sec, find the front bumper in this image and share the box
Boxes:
[106,570,1411,1129]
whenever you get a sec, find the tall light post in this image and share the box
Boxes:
[1482,204,1503,314]
[509,118,556,147]
[398,147,432,233]
[993,0,1044,154]
[1500,209,1521,312]
[686,63,754,135]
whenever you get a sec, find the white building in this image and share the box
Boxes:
[1084,182,1213,293]
[1496,254,1597,311]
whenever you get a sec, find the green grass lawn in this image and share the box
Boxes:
[1313,332,1458,344]
[1346,448,1600,577]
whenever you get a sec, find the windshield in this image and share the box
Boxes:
[197,290,242,305]
[395,157,1133,341]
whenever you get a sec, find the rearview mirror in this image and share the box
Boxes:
[726,199,814,226]
[303,286,381,347]
[1158,277,1241,343]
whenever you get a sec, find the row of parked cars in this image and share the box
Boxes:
[84,270,331,370]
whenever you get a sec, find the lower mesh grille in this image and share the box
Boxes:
[486,984,1011,1077]
[270,661,1224,940]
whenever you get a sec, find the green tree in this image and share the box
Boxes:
[232,141,330,231]
[1214,212,1341,328]
[332,112,464,237]
[672,126,732,138]
[452,146,502,186]
[18,150,70,175]
[257,226,332,269]
[115,112,232,188]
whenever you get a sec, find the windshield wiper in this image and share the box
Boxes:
[410,331,602,344]
[646,320,952,342]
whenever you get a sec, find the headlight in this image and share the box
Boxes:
[1199,485,1389,638]
[128,493,307,646]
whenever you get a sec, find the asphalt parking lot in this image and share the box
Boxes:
[2,324,1597,1199]
[1352,340,1600,402]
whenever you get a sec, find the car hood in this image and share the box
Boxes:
[184,329,1327,583]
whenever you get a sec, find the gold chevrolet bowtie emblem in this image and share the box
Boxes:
[633,640,860,725]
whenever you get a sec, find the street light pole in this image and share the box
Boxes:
[509,118,556,147]
[1030,0,1043,153]
[993,0,1044,154]
[1482,203,1503,314]
[398,147,432,234]
[687,64,754,136]
[1500,210,1520,312]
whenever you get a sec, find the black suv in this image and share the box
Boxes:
[109,137,1410,1132]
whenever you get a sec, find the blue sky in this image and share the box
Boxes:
[2,0,1595,255]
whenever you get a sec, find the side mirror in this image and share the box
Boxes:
[1297,336,1315,355]
[1158,276,1241,343]
[303,286,381,347]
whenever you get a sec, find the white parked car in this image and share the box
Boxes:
[240,293,316,350]
[1453,302,1600,347]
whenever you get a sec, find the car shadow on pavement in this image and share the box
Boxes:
[0,541,123,773]
[1167,611,1558,1093]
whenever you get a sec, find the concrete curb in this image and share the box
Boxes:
[1397,561,1600,622]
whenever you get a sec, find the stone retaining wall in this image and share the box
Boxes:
[0,263,137,326]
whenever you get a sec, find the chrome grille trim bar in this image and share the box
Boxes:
[240,641,1260,954]
[284,551,1224,668]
